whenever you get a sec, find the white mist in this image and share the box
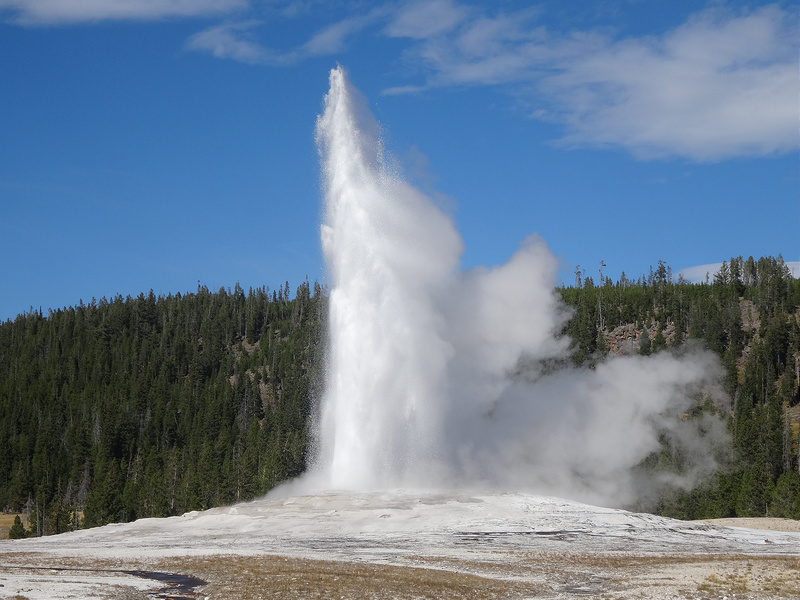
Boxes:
[309,66,726,507]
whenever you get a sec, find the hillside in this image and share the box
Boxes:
[559,255,799,519]
[0,281,325,536]
[0,255,798,537]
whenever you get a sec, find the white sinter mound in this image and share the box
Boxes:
[2,491,799,599]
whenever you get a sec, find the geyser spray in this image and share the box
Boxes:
[309,66,727,507]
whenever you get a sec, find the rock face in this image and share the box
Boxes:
[602,297,768,358]
[602,321,678,356]
[604,323,640,355]
[1,491,799,599]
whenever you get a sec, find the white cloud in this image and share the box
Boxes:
[383,3,799,161]
[678,263,726,283]
[0,0,246,24]
[33,0,792,163]
[301,9,386,56]
[185,20,274,65]
[678,260,800,283]
[542,5,800,160]
[385,0,468,40]
[187,9,385,66]
[390,9,551,87]
[302,18,361,55]
[382,83,428,96]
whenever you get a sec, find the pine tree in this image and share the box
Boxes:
[769,471,800,518]
[9,515,26,539]
[651,327,666,353]
[638,327,652,356]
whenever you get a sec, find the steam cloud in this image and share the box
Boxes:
[299,66,727,508]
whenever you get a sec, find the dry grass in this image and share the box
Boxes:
[0,514,27,540]
[521,550,799,570]
[159,554,542,599]
[691,557,800,598]
[153,552,800,600]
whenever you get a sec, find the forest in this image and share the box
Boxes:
[1,255,798,537]
[559,255,799,520]
[1,280,325,536]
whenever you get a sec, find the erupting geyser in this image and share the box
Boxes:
[307,66,727,506]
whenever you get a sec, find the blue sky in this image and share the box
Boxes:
[1,0,797,321]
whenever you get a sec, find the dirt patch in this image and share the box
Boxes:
[176,554,544,599]
[129,552,800,599]
[695,517,800,533]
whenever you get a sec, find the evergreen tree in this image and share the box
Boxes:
[651,327,666,353]
[9,515,26,539]
[769,471,800,519]
[639,327,652,356]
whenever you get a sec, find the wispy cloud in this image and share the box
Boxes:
[186,9,385,66]
[540,6,800,160]
[384,0,468,40]
[9,0,796,162]
[385,3,799,161]
[679,261,800,283]
[0,0,246,24]
[190,2,800,161]
[301,8,386,57]
[185,20,275,65]
[387,6,551,86]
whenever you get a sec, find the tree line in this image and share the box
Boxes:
[1,255,798,537]
[560,255,799,520]
[1,281,325,536]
